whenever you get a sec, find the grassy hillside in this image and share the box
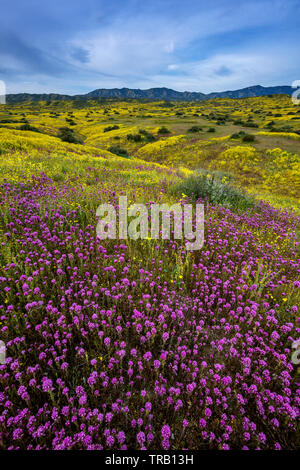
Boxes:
[1,94,299,209]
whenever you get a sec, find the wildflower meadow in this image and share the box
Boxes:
[0,94,299,451]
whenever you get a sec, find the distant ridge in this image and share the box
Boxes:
[5,85,295,104]
[85,87,206,101]
[205,85,294,99]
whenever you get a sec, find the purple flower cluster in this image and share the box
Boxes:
[0,173,299,450]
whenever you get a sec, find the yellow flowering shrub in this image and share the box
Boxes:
[209,146,263,185]
[261,148,300,198]
[256,131,300,140]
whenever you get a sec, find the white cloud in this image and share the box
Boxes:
[2,0,299,93]
[167,64,179,71]
[62,0,299,92]
[149,48,300,92]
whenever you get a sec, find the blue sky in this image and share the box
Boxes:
[1,0,300,94]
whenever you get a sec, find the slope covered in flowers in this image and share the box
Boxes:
[0,96,299,450]
[1,94,299,210]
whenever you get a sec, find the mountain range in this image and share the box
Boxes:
[5,85,295,104]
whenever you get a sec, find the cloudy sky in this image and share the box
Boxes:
[1,0,299,94]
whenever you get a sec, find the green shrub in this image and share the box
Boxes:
[157,126,171,134]
[58,127,83,144]
[207,127,216,133]
[230,131,246,139]
[0,119,15,124]
[187,126,202,133]
[230,133,240,139]
[65,118,76,126]
[103,125,120,132]
[108,145,130,158]
[19,123,40,133]
[242,134,255,142]
[127,133,143,142]
[175,170,255,211]
[126,129,156,143]
[138,129,156,142]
